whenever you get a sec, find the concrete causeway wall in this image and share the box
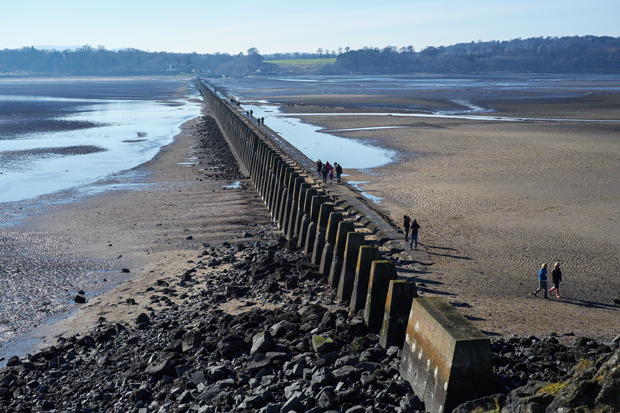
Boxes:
[197,78,494,413]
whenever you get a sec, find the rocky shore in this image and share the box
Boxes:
[1,107,619,412]
[1,230,619,412]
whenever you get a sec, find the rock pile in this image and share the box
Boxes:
[194,115,247,181]
[1,227,619,412]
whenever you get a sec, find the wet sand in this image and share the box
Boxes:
[0,110,272,362]
[204,73,620,343]
[279,92,620,342]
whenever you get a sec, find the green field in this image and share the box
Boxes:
[264,58,337,67]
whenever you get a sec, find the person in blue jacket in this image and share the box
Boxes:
[533,263,548,299]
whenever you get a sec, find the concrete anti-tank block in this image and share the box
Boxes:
[350,245,381,315]
[399,297,494,413]
[379,280,417,349]
[336,232,366,303]
[328,221,354,288]
[363,260,398,332]
[316,211,341,270]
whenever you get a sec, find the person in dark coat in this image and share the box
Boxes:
[335,163,343,183]
[548,262,562,298]
[316,159,323,175]
[409,219,420,250]
[321,164,328,183]
[403,215,411,241]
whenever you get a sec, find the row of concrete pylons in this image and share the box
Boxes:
[196,79,417,346]
[197,79,496,413]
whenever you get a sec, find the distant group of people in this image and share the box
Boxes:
[245,109,265,124]
[533,262,563,299]
[229,97,241,107]
[316,159,343,184]
[403,215,420,250]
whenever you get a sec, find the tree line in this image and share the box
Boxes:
[326,36,620,74]
[1,36,618,77]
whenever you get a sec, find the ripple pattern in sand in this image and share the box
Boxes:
[0,229,113,345]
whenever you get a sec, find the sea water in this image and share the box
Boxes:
[0,79,201,363]
[0,79,201,206]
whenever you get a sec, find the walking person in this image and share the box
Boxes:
[409,219,420,250]
[548,262,562,298]
[335,163,343,183]
[324,161,332,174]
[533,263,548,299]
[403,215,411,241]
[316,159,323,175]
[321,164,328,183]
[328,169,333,184]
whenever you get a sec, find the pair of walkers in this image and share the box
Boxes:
[533,262,563,299]
[403,215,420,250]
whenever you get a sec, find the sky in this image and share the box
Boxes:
[1,0,619,55]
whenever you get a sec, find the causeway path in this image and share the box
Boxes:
[209,93,433,267]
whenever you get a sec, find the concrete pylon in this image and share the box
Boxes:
[268,160,283,215]
[272,167,287,221]
[399,298,494,413]
[304,221,317,255]
[298,191,318,248]
[283,176,301,237]
[363,260,398,332]
[276,188,288,229]
[310,194,323,222]
[286,198,299,239]
[336,232,366,303]
[350,246,381,315]
[328,221,355,288]
[293,184,310,238]
[289,177,303,232]
[318,212,342,273]
[379,280,417,348]
[278,170,297,227]
[265,172,275,210]
[311,204,334,265]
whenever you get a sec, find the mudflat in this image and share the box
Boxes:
[0,110,272,361]
[212,75,620,342]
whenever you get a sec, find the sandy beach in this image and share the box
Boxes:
[275,90,620,342]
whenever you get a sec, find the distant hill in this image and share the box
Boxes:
[1,36,618,77]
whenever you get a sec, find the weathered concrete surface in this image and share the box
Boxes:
[363,260,398,332]
[318,211,341,274]
[336,232,366,303]
[311,204,334,265]
[379,280,417,349]
[328,221,355,289]
[400,297,494,413]
[350,245,381,315]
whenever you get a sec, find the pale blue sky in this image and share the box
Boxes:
[1,0,619,54]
